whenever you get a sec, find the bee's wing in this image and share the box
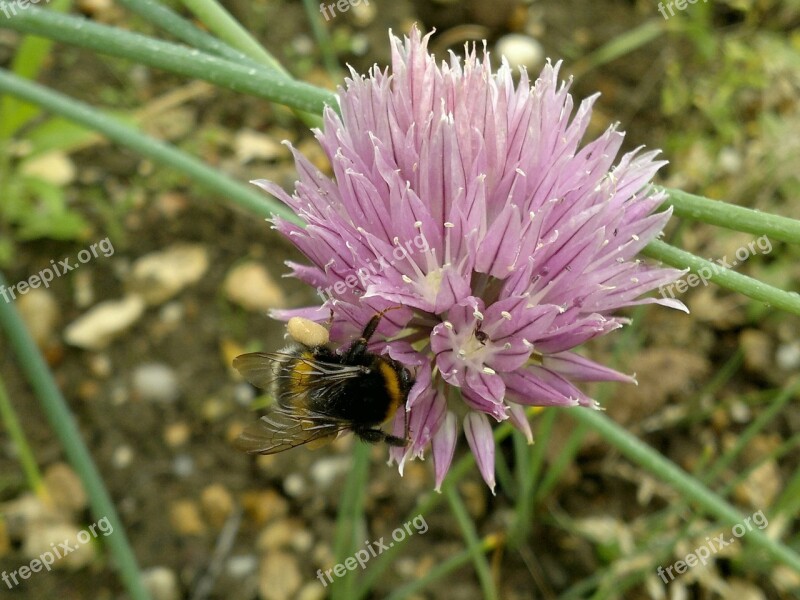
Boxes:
[234,403,349,455]
[232,352,283,390]
[234,352,369,392]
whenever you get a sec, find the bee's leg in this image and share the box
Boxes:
[355,428,408,447]
[354,428,386,444]
[383,433,409,447]
[345,306,403,361]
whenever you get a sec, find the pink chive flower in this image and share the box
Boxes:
[254,28,686,492]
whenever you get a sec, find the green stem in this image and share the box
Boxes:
[444,485,499,600]
[0,273,150,600]
[115,0,266,70]
[0,374,47,497]
[331,441,370,600]
[0,69,301,225]
[173,0,322,127]
[566,407,800,574]
[662,187,800,244]
[642,239,800,316]
[0,7,336,115]
[179,0,286,74]
[113,0,322,128]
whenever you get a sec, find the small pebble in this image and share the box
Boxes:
[297,582,326,600]
[43,463,87,514]
[776,342,800,370]
[258,551,302,600]
[20,151,75,185]
[224,262,286,312]
[234,382,257,406]
[132,363,180,403]
[112,445,135,469]
[24,523,94,569]
[17,288,60,347]
[310,457,351,489]
[740,329,772,373]
[495,34,545,72]
[283,474,306,498]
[128,243,209,306]
[201,397,229,422]
[158,301,185,326]
[201,484,235,529]
[164,422,191,448]
[142,566,180,600]
[169,500,206,536]
[234,130,288,163]
[172,454,195,478]
[227,554,258,578]
[257,520,296,551]
[88,353,112,378]
[64,295,145,350]
[242,490,289,525]
[350,1,376,26]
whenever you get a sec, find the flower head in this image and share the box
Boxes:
[255,28,686,492]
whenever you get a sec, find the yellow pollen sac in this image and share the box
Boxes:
[287,317,329,347]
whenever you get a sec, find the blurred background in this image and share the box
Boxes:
[1,0,799,598]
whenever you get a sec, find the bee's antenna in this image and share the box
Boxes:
[361,305,404,342]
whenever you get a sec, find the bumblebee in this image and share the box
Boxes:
[233,311,413,454]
